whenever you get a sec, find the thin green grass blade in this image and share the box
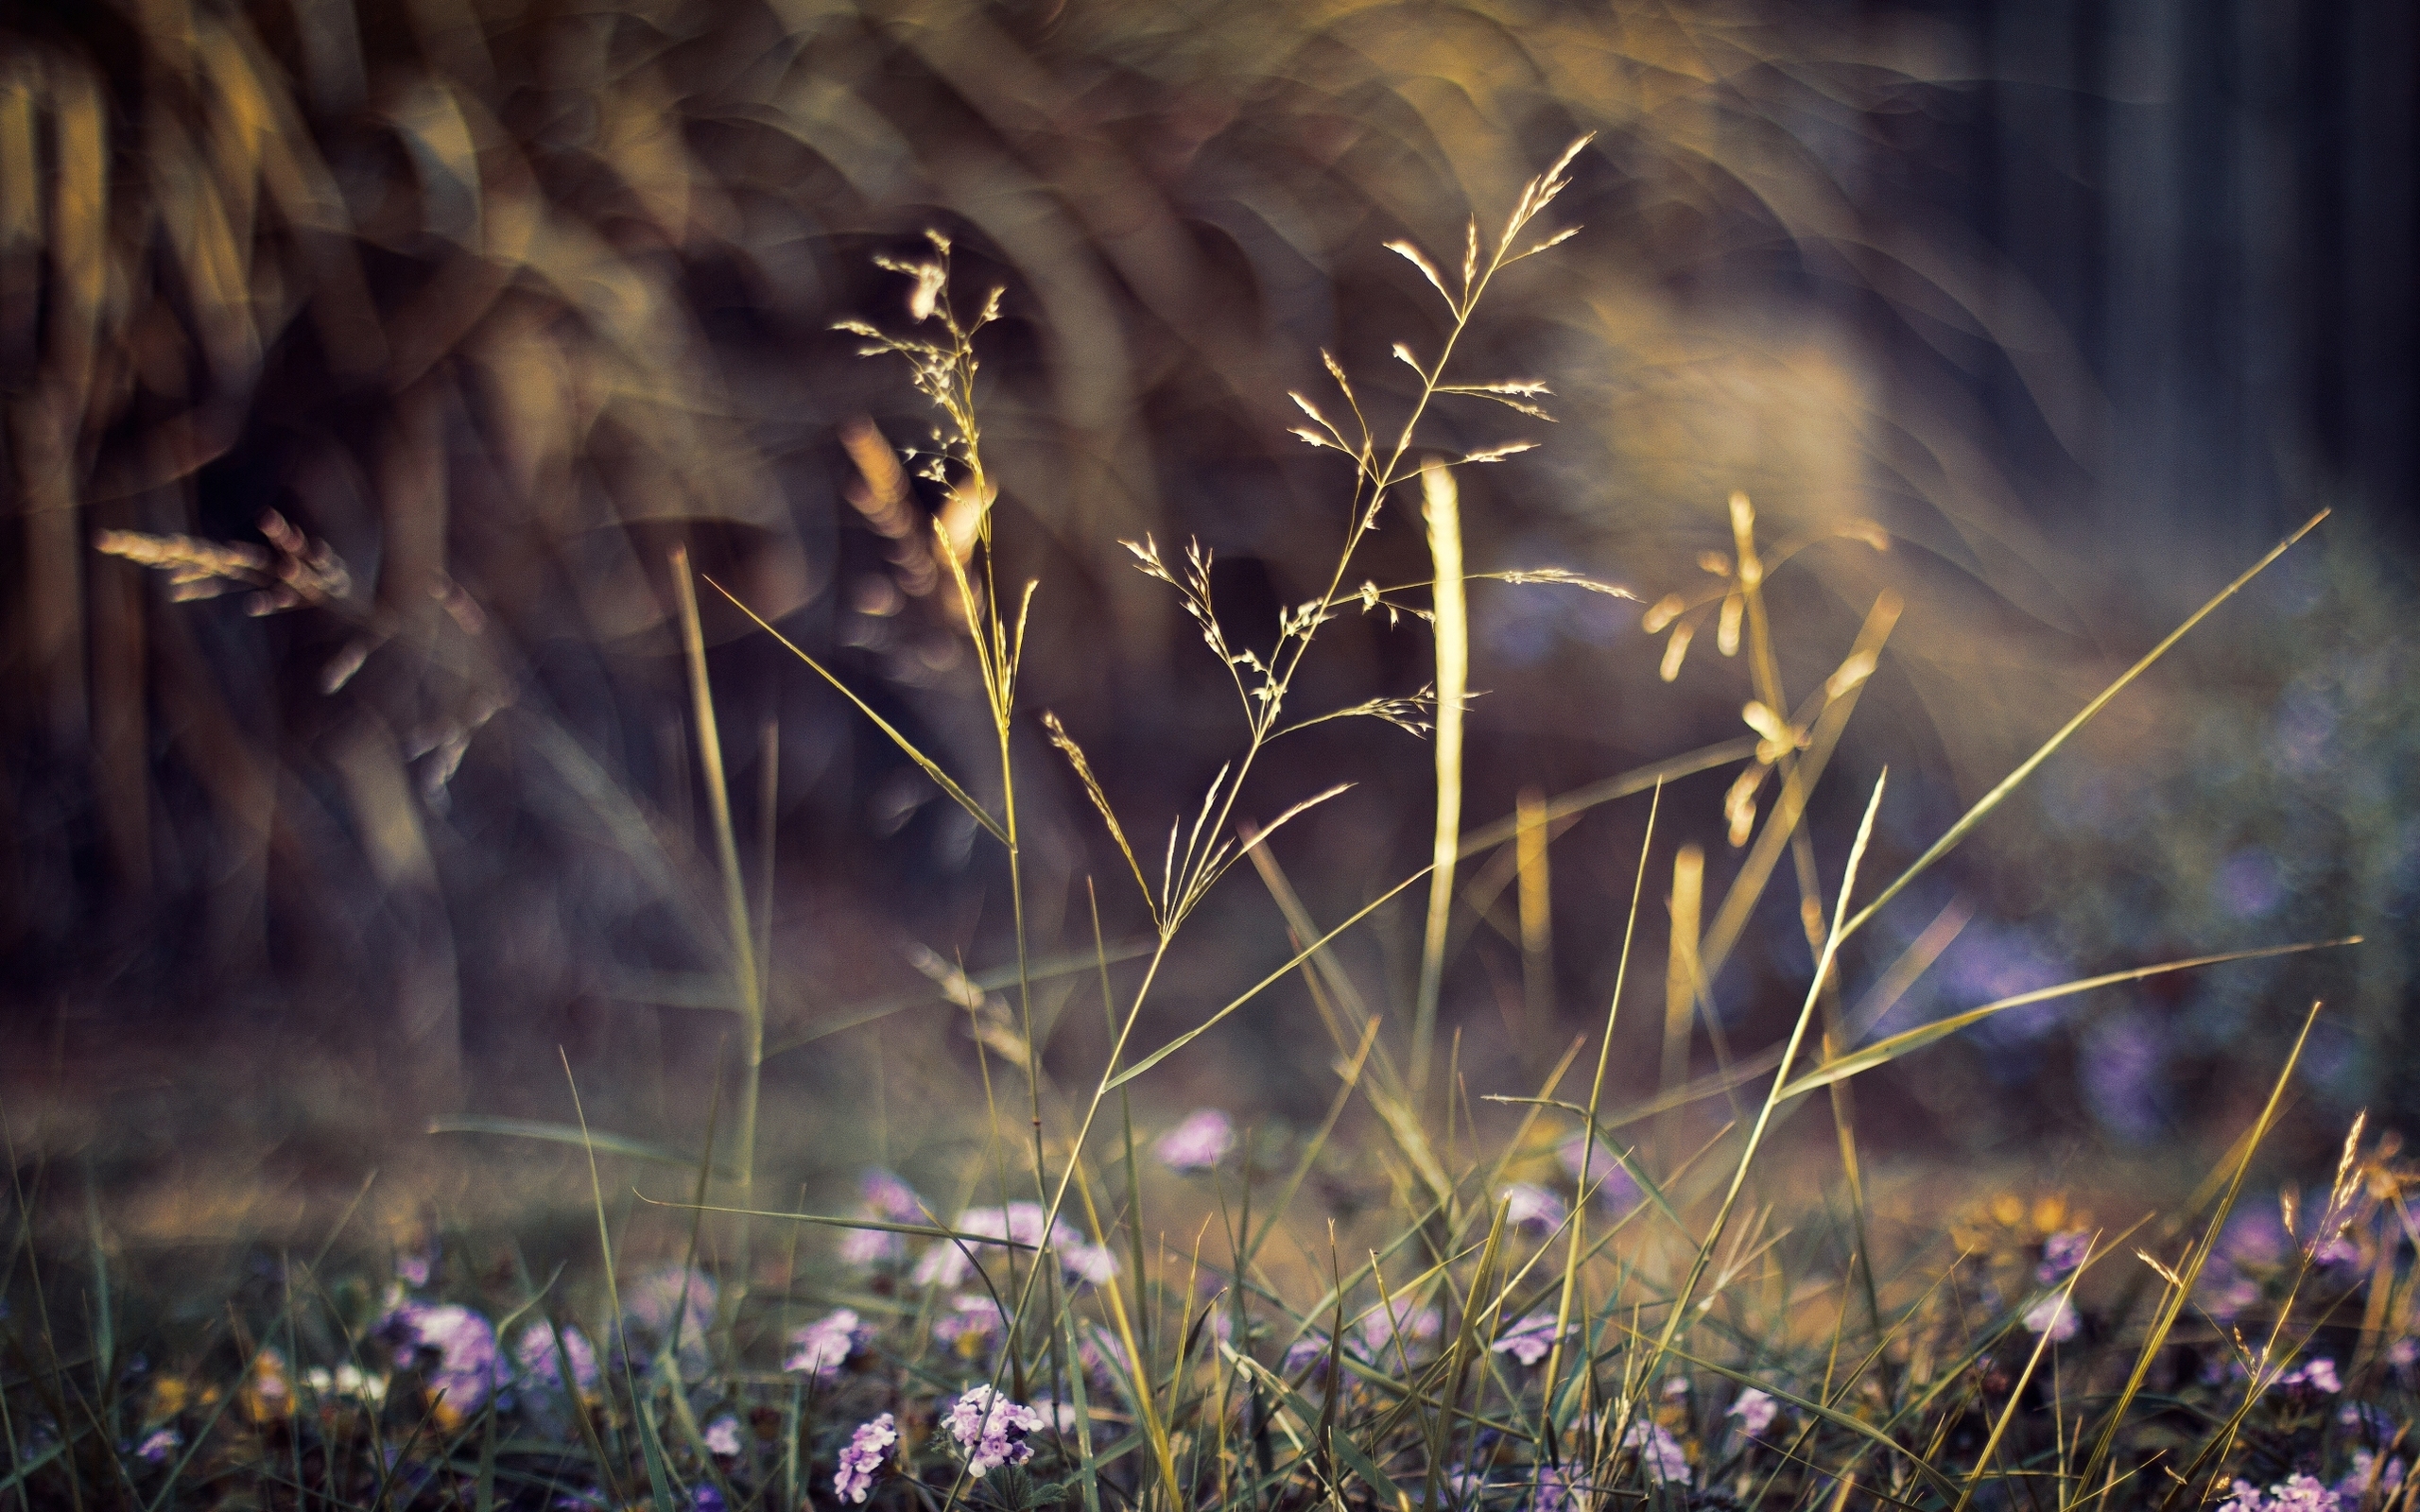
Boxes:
[2068,1000,2325,1505]
[1779,937,2360,1098]
[429,1116,717,1173]
[1225,1347,1410,1507]
[1839,510,2326,947]
[1105,862,1433,1090]
[705,575,1008,844]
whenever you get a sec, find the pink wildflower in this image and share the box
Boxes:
[2023,1294,2079,1343]
[935,1295,1008,1355]
[1501,1183,1568,1233]
[1729,1387,1779,1437]
[841,1170,926,1268]
[1359,1304,1442,1360]
[515,1324,601,1394]
[1154,1109,1236,1173]
[1621,1419,1690,1486]
[912,1204,1115,1289]
[2037,1229,2091,1283]
[784,1309,867,1378]
[1492,1314,1565,1366]
[2339,1453,2407,1504]
[2280,1357,2341,1393]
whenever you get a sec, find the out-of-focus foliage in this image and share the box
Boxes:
[0,0,2410,1174]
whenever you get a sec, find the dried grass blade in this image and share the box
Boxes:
[1412,458,1467,1089]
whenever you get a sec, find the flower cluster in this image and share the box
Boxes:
[945,1385,1046,1477]
[379,1302,503,1419]
[911,1203,1117,1289]
[834,1413,896,1504]
[2221,1474,2343,1512]
[1359,1304,1442,1361]
[2037,1228,2091,1283]
[2340,1452,2407,1503]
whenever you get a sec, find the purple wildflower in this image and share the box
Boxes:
[1079,1322,1132,1385]
[2391,1338,2419,1370]
[1359,1304,1442,1361]
[1532,1464,1594,1512]
[1621,1419,1690,1486]
[784,1309,866,1378]
[135,1427,181,1465]
[2037,1230,2091,1284]
[704,1415,742,1457]
[1558,1137,1642,1213]
[693,1487,726,1512]
[382,1302,504,1418]
[945,1385,1045,1478]
[841,1170,926,1268]
[834,1413,896,1504]
[1063,1241,1121,1286]
[1501,1183,1568,1234]
[1729,1387,1778,1437]
[2221,1208,2292,1270]
[2220,1480,2270,1512]
[935,1295,1007,1355]
[1492,1314,1565,1366]
[1282,1333,1332,1377]
[620,1265,717,1379]
[2339,1454,2407,1504]
[2311,1231,2363,1268]
[2280,1357,2342,1393]
[396,1247,435,1290]
[624,1266,718,1339]
[515,1325,601,1395]
[1155,1109,1237,1173]
[2023,1294,2079,1343]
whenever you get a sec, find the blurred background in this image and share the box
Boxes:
[2,0,2414,1230]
